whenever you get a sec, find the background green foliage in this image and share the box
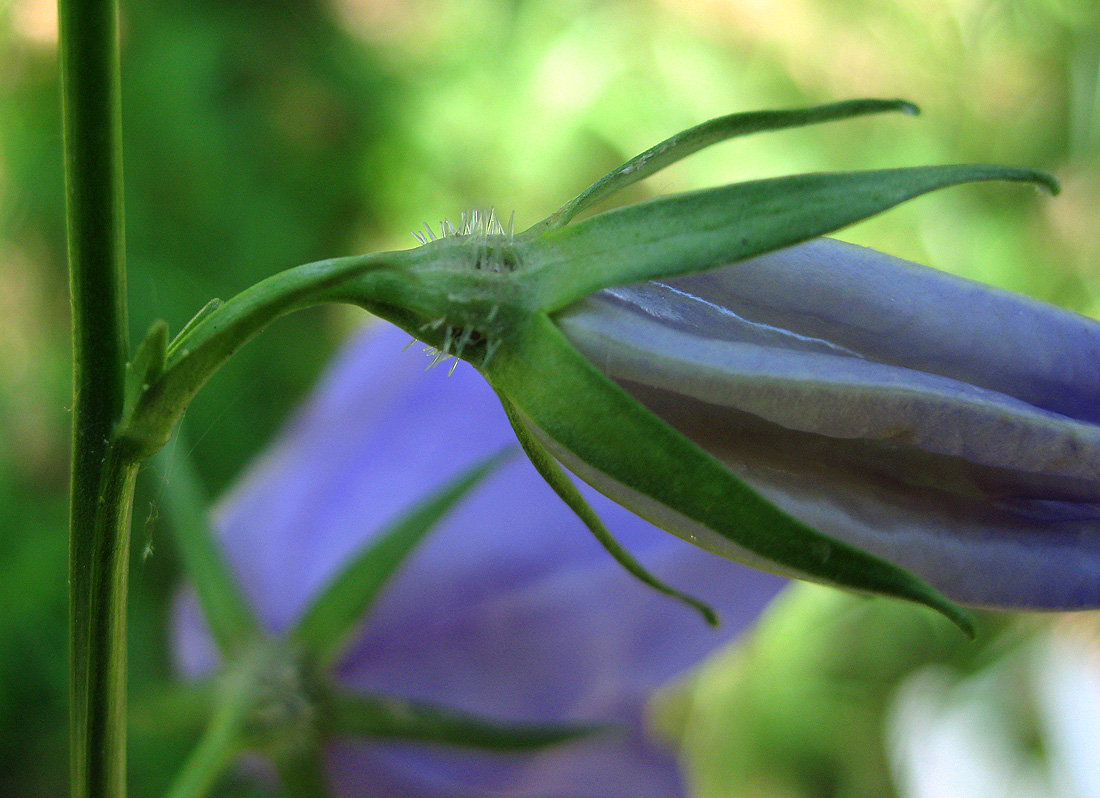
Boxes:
[1,0,1097,795]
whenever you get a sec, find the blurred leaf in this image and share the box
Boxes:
[291,447,516,668]
[324,689,608,751]
[152,433,261,656]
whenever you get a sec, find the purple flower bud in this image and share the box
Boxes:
[556,238,1100,609]
[174,322,784,798]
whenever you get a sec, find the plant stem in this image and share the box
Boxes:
[80,451,140,797]
[59,0,130,793]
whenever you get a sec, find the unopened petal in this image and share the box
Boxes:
[627,383,1100,609]
[586,238,1100,424]
[555,240,1100,609]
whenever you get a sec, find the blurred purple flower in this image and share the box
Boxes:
[174,321,785,798]
[557,237,1100,610]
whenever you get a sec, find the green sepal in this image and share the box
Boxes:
[123,318,167,419]
[291,448,516,669]
[497,392,718,626]
[483,314,975,636]
[323,688,608,751]
[528,165,1059,312]
[529,98,919,234]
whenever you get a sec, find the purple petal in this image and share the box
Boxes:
[556,238,1100,609]
[175,322,784,798]
[592,237,1100,423]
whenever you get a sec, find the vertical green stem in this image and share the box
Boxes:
[80,452,139,797]
[59,0,130,794]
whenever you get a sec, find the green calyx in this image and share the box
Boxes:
[118,98,1057,631]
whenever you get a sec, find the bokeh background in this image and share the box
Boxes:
[1,0,1098,795]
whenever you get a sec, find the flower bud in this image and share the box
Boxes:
[555,238,1100,609]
